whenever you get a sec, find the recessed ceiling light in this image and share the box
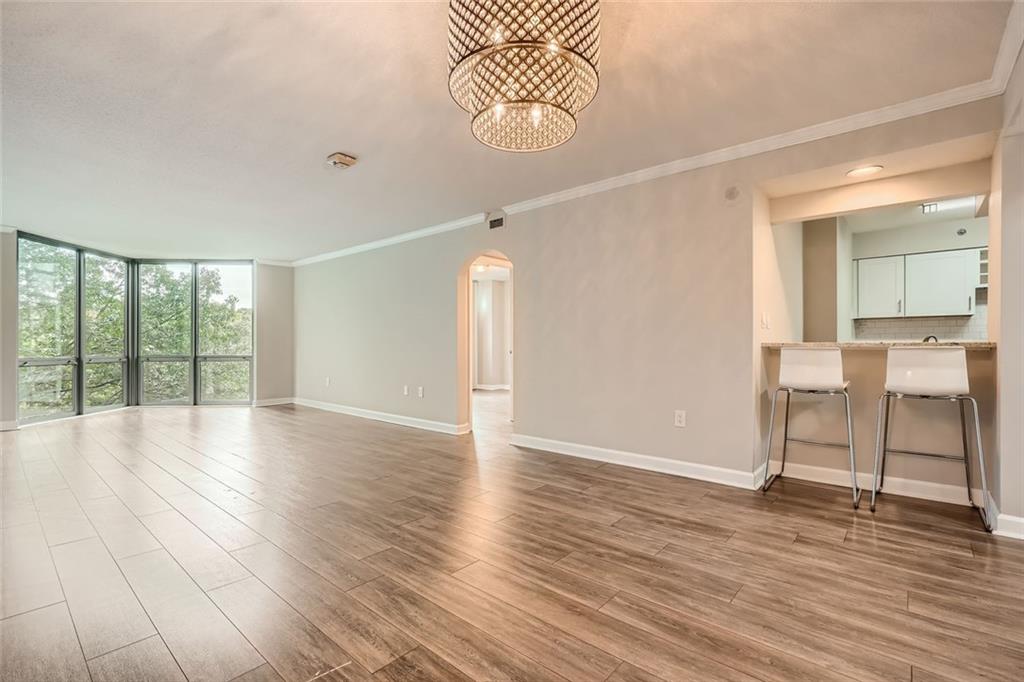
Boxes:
[326,152,357,169]
[846,165,884,178]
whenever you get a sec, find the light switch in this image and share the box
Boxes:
[417,386,424,398]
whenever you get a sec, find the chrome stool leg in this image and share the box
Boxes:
[842,388,861,509]
[779,389,792,477]
[879,394,892,491]
[959,399,973,506]
[870,392,889,512]
[761,388,786,492]
[967,396,993,532]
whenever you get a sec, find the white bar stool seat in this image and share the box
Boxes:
[760,347,861,508]
[870,346,991,531]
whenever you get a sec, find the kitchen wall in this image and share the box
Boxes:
[294,97,1002,486]
[852,217,988,259]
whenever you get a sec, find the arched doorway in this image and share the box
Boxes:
[457,251,513,435]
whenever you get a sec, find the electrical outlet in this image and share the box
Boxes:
[324,376,331,387]
[674,410,686,428]
[403,385,409,396]
[417,386,424,398]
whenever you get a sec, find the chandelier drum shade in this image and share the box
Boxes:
[448,1,601,152]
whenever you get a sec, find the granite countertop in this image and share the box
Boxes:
[761,341,996,350]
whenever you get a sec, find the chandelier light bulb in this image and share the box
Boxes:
[448,1,601,152]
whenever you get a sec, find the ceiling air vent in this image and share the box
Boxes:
[326,152,357,169]
[487,210,506,229]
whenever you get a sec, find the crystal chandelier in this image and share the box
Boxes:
[448,1,601,152]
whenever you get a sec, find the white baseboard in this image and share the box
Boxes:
[474,384,511,391]
[0,420,19,432]
[293,397,466,436]
[985,492,1024,538]
[509,434,758,490]
[994,512,1024,539]
[252,397,296,407]
[754,460,983,507]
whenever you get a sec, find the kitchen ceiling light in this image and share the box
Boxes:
[448,1,601,152]
[846,165,884,178]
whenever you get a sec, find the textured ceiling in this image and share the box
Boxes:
[0,1,1014,260]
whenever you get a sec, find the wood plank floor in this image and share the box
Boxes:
[2,389,1022,682]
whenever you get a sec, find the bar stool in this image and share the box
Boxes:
[760,347,861,508]
[869,346,991,531]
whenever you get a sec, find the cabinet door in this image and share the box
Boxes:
[856,256,905,318]
[905,250,974,316]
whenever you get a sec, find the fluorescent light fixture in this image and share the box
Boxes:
[846,165,884,178]
[921,196,976,214]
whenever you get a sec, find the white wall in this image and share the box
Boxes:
[473,278,511,389]
[994,45,1024,523]
[292,97,1003,483]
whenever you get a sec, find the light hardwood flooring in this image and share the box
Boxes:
[2,390,1022,682]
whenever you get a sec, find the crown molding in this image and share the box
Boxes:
[254,258,294,268]
[293,73,1004,267]
[992,0,1024,91]
[292,213,486,267]
[288,5,1024,268]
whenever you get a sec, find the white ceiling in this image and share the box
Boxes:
[1,1,1015,261]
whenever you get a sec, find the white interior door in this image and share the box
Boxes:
[905,250,974,316]
[856,255,905,318]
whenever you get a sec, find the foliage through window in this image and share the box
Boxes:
[16,235,254,421]
[17,239,77,420]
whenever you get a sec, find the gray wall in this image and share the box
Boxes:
[802,217,838,342]
[0,231,17,429]
[255,263,295,402]
[293,97,1003,479]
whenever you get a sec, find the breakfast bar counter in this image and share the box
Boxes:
[759,341,996,500]
[761,341,996,350]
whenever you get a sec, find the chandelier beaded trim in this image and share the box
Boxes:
[448,1,601,152]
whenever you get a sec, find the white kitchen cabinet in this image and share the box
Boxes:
[856,255,905,318]
[904,249,976,316]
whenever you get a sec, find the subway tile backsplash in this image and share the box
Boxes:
[853,296,988,341]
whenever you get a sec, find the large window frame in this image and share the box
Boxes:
[16,232,254,423]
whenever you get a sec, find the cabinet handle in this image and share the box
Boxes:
[969,296,972,311]
[897,299,902,314]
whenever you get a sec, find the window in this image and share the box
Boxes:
[197,263,253,403]
[17,238,77,421]
[15,234,254,422]
[83,253,127,411]
[139,262,193,404]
